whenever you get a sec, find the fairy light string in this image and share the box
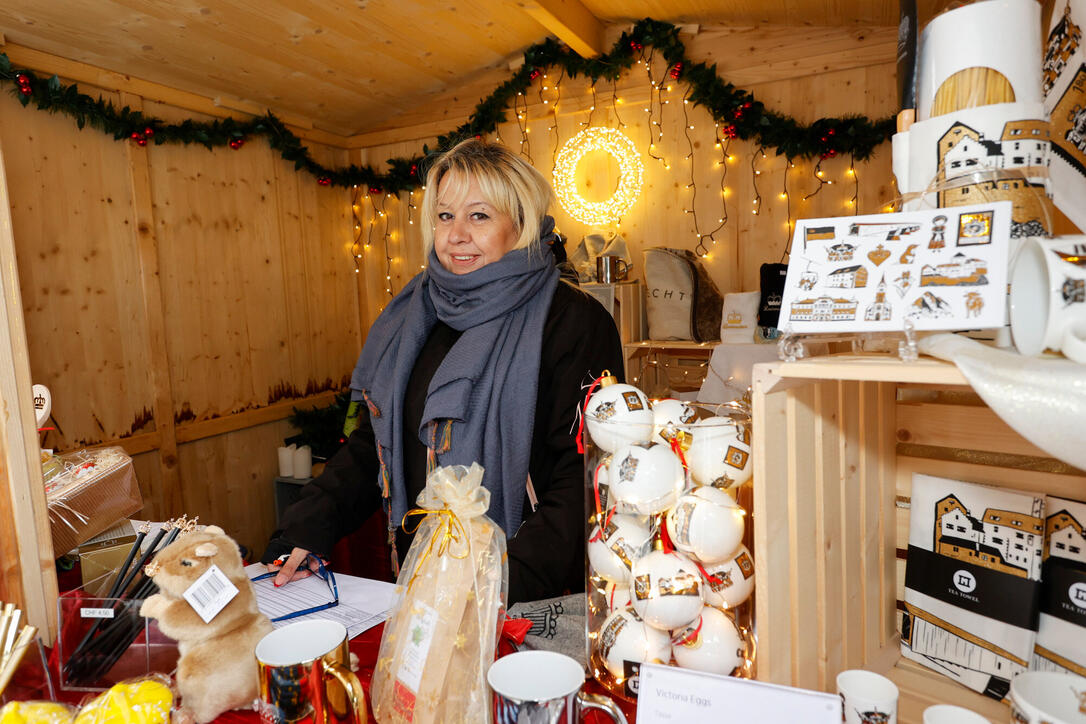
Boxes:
[751,147,765,216]
[351,185,364,274]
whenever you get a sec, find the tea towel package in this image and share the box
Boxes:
[1031,495,1086,678]
[371,464,507,724]
[901,474,1044,700]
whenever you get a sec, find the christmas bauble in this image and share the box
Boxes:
[596,607,671,679]
[700,544,756,609]
[584,381,653,453]
[603,581,633,612]
[667,486,745,564]
[609,442,685,516]
[651,398,697,442]
[587,514,654,584]
[671,606,745,676]
[630,549,704,630]
[685,416,752,488]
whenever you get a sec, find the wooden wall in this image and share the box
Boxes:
[0,80,360,555]
[352,25,899,333]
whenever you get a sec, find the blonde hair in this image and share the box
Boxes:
[420,139,555,254]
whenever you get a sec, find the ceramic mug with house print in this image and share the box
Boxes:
[836,669,898,724]
[1010,236,1086,363]
[1008,671,1086,723]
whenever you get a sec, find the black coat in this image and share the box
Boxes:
[263,281,625,604]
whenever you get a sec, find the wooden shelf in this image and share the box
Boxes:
[759,353,968,386]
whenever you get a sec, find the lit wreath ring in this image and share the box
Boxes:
[553,127,644,226]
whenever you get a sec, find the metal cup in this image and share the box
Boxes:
[255,619,367,724]
[488,651,628,724]
[596,256,630,284]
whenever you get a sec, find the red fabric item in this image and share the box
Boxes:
[501,617,533,645]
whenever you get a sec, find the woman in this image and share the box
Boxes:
[262,139,625,604]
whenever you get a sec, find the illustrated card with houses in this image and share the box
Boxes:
[1032,495,1086,680]
[1044,0,1086,233]
[778,202,1012,334]
[902,474,1045,700]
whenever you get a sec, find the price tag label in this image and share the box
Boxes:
[637,664,841,723]
[80,607,114,619]
[182,564,239,623]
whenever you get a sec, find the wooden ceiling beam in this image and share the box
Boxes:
[518,0,605,58]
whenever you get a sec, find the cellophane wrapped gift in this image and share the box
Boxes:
[371,463,507,724]
[44,447,143,556]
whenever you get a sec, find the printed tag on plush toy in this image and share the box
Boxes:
[182,564,239,623]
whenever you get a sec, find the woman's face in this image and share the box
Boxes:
[433,177,519,274]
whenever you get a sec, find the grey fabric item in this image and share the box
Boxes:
[349,219,560,535]
[918,333,1086,470]
[507,593,587,665]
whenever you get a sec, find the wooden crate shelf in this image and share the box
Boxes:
[750,353,1086,724]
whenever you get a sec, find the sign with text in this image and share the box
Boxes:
[637,664,841,723]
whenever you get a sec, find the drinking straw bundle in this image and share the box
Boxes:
[0,602,38,696]
[62,516,197,686]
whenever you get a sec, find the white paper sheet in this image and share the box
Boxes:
[245,563,397,639]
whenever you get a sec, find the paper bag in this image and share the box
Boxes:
[371,464,507,724]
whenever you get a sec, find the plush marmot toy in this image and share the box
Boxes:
[140,524,273,724]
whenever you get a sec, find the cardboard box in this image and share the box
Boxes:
[78,521,138,596]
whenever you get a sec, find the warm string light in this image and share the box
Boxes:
[377,194,393,297]
[849,154,859,212]
[407,189,416,226]
[365,191,376,250]
[680,92,720,258]
[750,147,765,216]
[611,80,626,129]
[549,69,565,168]
[782,160,794,261]
[803,158,831,201]
[643,52,667,168]
[582,84,598,128]
[351,185,364,274]
[715,132,731,242]
[553,127,643,225]
[515,91,532,161]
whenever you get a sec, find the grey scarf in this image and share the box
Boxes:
[350,219,560,534]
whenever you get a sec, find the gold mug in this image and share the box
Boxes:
[255,619,367,724]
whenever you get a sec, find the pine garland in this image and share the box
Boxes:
[0,18,894,190]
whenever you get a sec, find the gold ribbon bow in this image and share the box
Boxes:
[401,507,469,591]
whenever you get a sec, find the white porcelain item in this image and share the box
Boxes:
[587,514,654,585]
[1010,236,1086,363]
[699,544,756,609]
[671,605,745,676]
[685,416,752,488]
[488,650,628,723]
[630,549,704,631]
[921,704,989,724]
[836,669,898,724]
[595,607,671,680]
[584,382,654,453]
[666,485,745,564]
[607,441,685,516]
[1009,671,1086,724]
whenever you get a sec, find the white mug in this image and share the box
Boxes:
[922,704,989,723]
[836,669,898,724]
[1008,671,1086,724]
[1010,236,1086,363]
[487,650,628,724]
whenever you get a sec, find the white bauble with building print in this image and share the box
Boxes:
[587,514,654,585]
[700,544,756,609]
[584,377,653,453]
[685,416,752,488]
[671,605,745,676]
[608,442,686,516]
[666,486,746,564]
[596,606,671,680]
[630,548,704,631]
[603,582,634,612]
[651,398,697,443]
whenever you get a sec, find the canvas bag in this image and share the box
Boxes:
[643,247,723,342]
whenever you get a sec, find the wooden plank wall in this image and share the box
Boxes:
[351,26,899,333]
[0,82,359,554]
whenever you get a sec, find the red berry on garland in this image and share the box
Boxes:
[821,150,837,159]
[529,69,541,81]
[130,131,143,140]
[743,101,752,109]
[136,137,148,147]
[15,74,30,87]
[144,126,155,138]
[318,177,332,186]
[827,128,836,136]
[18,85,32,97]
[630,40,643,52]
[409,163,418,176]
[369,187,381,195]
[669,62,683,80]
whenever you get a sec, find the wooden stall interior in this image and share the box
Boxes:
[0,0,1073,719]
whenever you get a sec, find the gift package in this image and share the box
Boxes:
[1031,495,1086,678]
[43,448,143,556]
[371,464,507,724]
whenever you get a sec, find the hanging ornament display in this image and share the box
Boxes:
[584,373,653,454]
[666,486,746,564]
[630,548,704,630]
[608,441,685,516]
[700,544,756,609]
[671,606,745,676]
[587,514,654,585]
[596,607,671,680]
[651,398,697,442]
[553,127,644,226]
[604,581,634,612]
[685,416,752,488]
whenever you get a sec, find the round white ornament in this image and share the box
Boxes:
[609,442,685,516]
[584,379,653,454]
[630,549,704,630]
[666,486,745,564]
[587,514,654,585]
[701,544,756,609]
[686,416,752,488]
[671,606,745,676]
[603,582,633,612]
[595,606,671,679]
[651,398,697,442]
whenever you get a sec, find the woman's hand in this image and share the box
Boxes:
[267,547,323,586]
